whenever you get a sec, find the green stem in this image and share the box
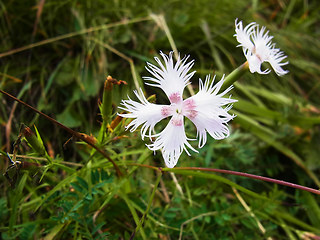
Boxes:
[222,61,249,91]
[130,171,162,239]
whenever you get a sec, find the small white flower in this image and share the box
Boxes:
[234,19,289,76]
[119,52,236,168]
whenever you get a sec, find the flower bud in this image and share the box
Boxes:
[101,76,127,123]
[101,76,113,122]
[23,126,46,156]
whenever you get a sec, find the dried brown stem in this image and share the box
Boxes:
[0,89,122,177]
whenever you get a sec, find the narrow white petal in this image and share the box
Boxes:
[147,114,197,168]
[183,75,237,148]
[251,26,274,60]
[118,89,172,140]
[247,54,270,74]
[266,48,289,76]
[143,51,195,103]
[234,19,255,51]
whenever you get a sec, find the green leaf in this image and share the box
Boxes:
[233,110,320,188]
[76,176,89,191]
[300,192,320,227]
[56,107,82,128]
[70,182,85,193]
[44,223,66,240]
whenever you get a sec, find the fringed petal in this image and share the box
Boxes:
[147,114,197,168]
[118,89,172,140]
[143,51,195,103]
[234,19,255,51]
[266,48,289,76]
[184,75,237,148]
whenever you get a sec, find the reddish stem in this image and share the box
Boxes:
[176,167,320,195]
[129,164,320,195]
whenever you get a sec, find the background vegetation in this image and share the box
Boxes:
[0,0,320,239]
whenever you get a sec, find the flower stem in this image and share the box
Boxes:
[164,167,320,195]
[127,163,320,195]
[222,61,249,91]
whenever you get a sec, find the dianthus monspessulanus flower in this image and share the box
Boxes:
[234,19,289,76]
[119,52,237,168]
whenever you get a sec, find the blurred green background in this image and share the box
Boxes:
[0,0,320,239]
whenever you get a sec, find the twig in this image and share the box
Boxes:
[5,102,18,152]
[150,14,195,96]
[232,187,272,240]
[159,178,170,203]
[179,211,218,240]
[91,38,141,98]
[2,153,83,167]
[170,172,184,195]
[0,89,122,177]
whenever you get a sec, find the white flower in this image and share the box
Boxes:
[234,19,289,76]
[119,51,236,168]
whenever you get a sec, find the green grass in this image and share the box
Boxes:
[1,0,320,239]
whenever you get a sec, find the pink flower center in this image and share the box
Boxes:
[161,106,171,117]
[252,46,262,61]
[183,99,196,110]
[183,98,198,119]
[171,117,183,126]
[187,110,197,119]
[169,92,182,104]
